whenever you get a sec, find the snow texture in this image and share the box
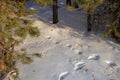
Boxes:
[74,61,85,71]
[58,72,69,80]
[87,54,99,60]
[15,0,120,80]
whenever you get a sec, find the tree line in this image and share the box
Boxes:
[51,0,120,40]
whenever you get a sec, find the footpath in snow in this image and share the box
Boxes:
[15,0,120,80]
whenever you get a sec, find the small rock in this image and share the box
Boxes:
[74,61,85,71]
[88,54,99,60]
[66,44,72,48]
[29,7,36,10]
[58,71,69,80]
[55,41,60,44]
[74,50,82,55]
[51,29,53,31]
[84,68,88,72]
[104,61,116,66]
[46,36,51,39]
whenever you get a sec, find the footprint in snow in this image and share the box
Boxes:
[58,71,69,80]
[88,54,99,60]
[104,61,116,66]
[74,49,83,55]
[74,61,85,71]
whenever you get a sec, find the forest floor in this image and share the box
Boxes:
[15,0,120,80]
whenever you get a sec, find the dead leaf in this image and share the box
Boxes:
[0,60,6,71]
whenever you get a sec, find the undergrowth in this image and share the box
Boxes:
[0,0,40,80]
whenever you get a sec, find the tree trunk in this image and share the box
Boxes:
[53,0,58,24]
[73,0,79,8]
[87,10,92,31]
[66,0,72,6]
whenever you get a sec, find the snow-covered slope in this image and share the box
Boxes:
[16,0,120,80]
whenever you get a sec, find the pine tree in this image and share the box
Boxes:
[35,0,58,24]
[105,0,120,40]
[79,0,104,31]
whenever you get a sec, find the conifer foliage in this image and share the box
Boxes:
[0,0,39,79]
[104,0,120,40]
[79,0,120,40]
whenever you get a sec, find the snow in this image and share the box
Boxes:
[74,61,85,71]
[65,44,72,48]
[58,72,69,80]
[15,0,120,80]
[104,61,116,66]
[87,54,99,60]
[3,70,17,80]
[74,49,83,55]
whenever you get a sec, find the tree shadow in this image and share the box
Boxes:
[26,0,87,32]
[26,0,120,45]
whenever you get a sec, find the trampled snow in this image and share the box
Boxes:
[15,0,120,80]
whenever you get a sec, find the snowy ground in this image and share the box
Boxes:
[16,0,120,80]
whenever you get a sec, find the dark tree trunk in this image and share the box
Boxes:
[66,0,72,6]
[73,0,79,8]
[87,10,92,31]
[53,0,58,24]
